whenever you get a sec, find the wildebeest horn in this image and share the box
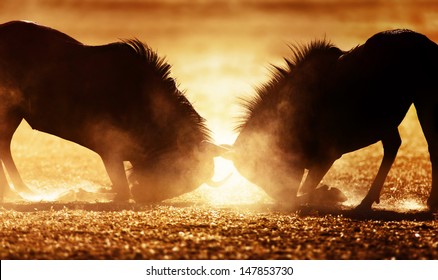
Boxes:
[219,144,233,150]
[217,144,235,160]
[206,172,233,188]
[199,140,230,156]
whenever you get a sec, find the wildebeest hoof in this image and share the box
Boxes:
[354,200,374,213]
[113,192,131,202]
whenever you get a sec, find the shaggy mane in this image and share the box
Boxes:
[123,39,173,83]
[123,39,212,142]
[236,39,342,131]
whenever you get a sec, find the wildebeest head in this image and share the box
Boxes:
[228,41,344,204]
[111,40,225,202]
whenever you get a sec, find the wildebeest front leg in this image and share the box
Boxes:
[0,116,34,197]
[356,129,401,211]
[0,163,8,201]
[101,157,131,201]
[298,159,335,202]
[0,144,33,193]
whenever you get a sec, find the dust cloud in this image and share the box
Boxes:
[0,0,437,210]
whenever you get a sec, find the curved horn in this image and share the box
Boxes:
[205,172,233,188]
[219,144,233,150]
[219,144,235,160]
[199,140,231,156]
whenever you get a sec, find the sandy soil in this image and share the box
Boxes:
[1,203,437,260]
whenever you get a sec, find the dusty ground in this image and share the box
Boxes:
[1,202,437,260]
[1,0,438,260]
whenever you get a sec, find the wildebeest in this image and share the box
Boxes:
[227,29,438,211]
[0,20,226,202]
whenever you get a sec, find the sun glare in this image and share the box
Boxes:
[198,120,273,205]
[204,145,271,205]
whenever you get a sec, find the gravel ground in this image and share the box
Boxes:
[1,203,437,260]
[1,0,438,261]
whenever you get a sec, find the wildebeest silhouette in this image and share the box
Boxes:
[227,29,438,211]
[0,20,226,202]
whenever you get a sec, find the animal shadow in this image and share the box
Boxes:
[297,205,436,221]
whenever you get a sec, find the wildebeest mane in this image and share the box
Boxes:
[122,39,173,84]
[236,39,342,131]
[120,39,212,143]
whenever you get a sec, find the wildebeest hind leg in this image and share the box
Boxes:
[101,156,131,201]
[415,99,438,211]
[356,128,401,211]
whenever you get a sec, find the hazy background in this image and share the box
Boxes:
[1,0,438,208]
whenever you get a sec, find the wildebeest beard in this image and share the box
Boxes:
[129,143,215,202]
[232,90,306,205]
[123,88,216,202]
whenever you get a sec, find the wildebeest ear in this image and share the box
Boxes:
[198,140,230,156]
